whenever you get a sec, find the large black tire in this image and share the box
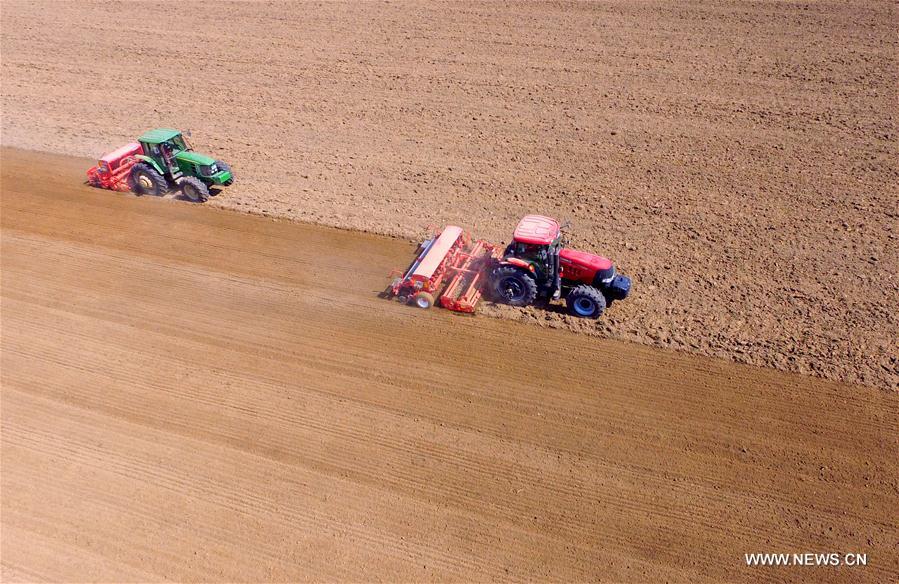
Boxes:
[179,176,210,202]
[130,163,168,196]
[491,265,538,307]
[566,285,606,319]
[215,160,234,186]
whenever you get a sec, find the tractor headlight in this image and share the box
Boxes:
[600,266,617,284]
[201,164,217,176]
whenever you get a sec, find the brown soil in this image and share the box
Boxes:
[3,149,898,582]
[1,4,897,389]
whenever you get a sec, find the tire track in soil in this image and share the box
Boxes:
[3,298,894,541]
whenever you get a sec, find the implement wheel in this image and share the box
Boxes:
[130,163,167,196]
[412,291,434,309]
[491,265,537,306]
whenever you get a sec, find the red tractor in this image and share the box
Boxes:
[490,215,630,318]
[386,215,630,319]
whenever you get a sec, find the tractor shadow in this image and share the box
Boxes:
[530,299,570,315]
[479,295,570,316]
[83,181,223,204]
[172,186,224,203]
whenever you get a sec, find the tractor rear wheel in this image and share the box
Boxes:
[566,285,606,319]
[412,291,434,309]
[130,163,167,196]
[215,160,234,186]
[180,177,210,202]
[491,265,538,307]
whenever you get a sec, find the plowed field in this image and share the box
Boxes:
[1,1,897,390]
[2,149,897,582]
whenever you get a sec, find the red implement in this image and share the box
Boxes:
[86,142,142,192]
[439,238,495,312]
[387,226,498,312]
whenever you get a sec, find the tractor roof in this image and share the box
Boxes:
[512,215,560,245]
[138,128,181,144]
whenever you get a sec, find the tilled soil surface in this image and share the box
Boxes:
[2,149,898,582]
[1,2,896,389]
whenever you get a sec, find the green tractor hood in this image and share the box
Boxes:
[174,150,216,166]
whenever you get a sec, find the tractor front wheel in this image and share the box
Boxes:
[491,265,538,307]
[215,160,234,187]
[566,285,606,319]
[130,163,167,196]
[180,177,210,202]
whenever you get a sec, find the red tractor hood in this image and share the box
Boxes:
[560,248,612,271]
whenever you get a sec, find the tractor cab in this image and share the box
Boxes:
[504,215,564,297]
[138,128,190,177]
[510,215,563,261]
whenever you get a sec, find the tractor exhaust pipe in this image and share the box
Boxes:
[553,247,561,298]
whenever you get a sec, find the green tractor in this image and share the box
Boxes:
[130,128,233,202]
